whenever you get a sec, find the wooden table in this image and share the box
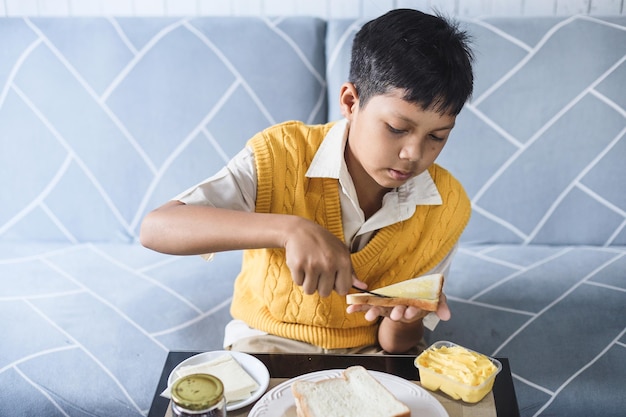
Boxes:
[147,352,520,417]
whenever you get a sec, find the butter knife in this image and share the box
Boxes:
[351,285,392,298]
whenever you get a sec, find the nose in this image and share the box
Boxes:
[398,137,422,162]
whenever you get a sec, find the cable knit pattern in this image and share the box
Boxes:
[230,120,471,349]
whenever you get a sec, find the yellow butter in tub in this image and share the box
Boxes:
[415,341,501,403]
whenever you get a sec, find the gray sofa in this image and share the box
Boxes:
[1,15,625,417]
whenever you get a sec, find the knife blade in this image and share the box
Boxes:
[351,285,392,298]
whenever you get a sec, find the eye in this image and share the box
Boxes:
[429,133,446,142]
[387,124,406,134]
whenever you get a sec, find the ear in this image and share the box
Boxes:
[339,82,359,120]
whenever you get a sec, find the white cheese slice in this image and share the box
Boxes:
[174,353,259,403]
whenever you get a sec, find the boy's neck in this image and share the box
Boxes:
[344,143,390,220]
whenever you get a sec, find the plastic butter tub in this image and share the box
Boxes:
[414,341,502,403]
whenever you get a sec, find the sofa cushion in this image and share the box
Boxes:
[0,17,328,243]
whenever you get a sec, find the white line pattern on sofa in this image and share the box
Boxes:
[0,15,625,417]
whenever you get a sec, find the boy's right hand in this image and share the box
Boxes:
[283,216,360,298]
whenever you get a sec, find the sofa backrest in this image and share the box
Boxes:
[2,15,625,247]
[0,16,327,243]
[327,16,626,246]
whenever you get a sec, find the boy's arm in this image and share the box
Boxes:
[141,200,287,255]
[377,295,451,353]
[378,317,426,354]
[140,200,358,297]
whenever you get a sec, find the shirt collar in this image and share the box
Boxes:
[306,119,443,207]
[305,120,346,179]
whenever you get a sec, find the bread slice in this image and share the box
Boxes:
[345,273,444,311]
[291,366,410,417]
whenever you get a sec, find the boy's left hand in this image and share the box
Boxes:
[346,293,451,323]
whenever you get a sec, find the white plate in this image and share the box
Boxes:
[248,369,448,417]
[165,350,270,412]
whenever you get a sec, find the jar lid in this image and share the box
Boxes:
[171,373,224,411]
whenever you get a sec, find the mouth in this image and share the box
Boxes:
[388,168,413,181]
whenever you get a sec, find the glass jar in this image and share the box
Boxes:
[171,373,227,417]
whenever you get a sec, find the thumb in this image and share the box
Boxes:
[351,273,368,290]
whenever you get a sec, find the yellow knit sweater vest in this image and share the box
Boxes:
[230,120,471,349]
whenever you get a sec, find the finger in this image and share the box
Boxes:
[364,308,381,322]
[346,304,366,314]
[301,273,319,295]
[317,273,335,298]
[347,303,374,313]
[389,305,406,321]
[291,269,305,286]
[364,306,389,322]
[404,306,422,321]
[436,293,451,321]
[333,269,353,296]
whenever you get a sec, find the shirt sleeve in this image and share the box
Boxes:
[174,146,257,212]
[422,243,458,331]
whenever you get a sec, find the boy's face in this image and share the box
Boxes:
[341,84,456,192]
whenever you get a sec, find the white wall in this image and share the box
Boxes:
[1,0,624,17]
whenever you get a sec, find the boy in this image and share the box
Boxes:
[140,9,474,354]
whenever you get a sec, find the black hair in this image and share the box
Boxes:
[349,9,474,115]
